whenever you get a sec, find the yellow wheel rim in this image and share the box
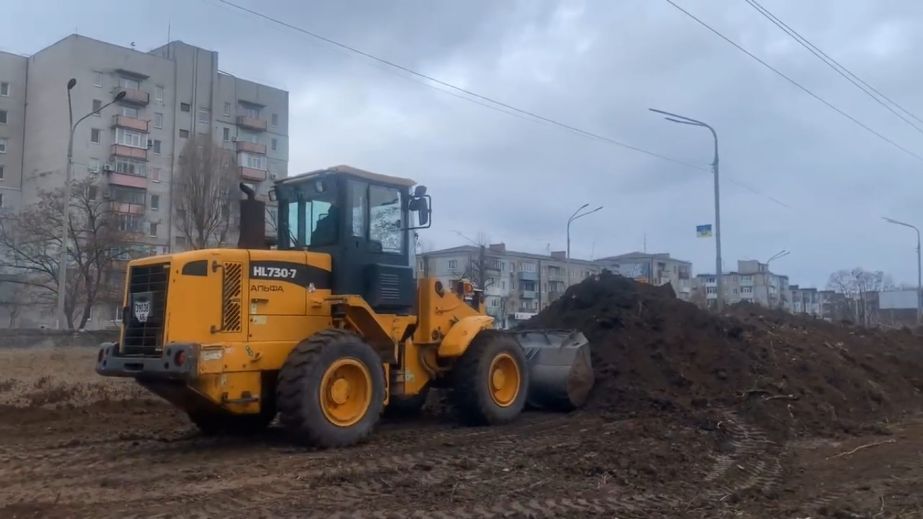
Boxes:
[319,358,372,427]
[488,353,521,407]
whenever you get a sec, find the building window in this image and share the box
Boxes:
[222,127,230,142]
[0,139,6,153]
[90,129,101,144]
[87,185,97,200]
[110,185,146,205]
[0,165,4,179]
[706,287,718,294]
[155,85,164,103]
[238,152,266,170]
[176,235,186,246]
[153,112,163,129]
[180,102,190,112]
[0,82,9,96]
[88,158,100,173]
[120,106,139,118]
[119,77,140,90]
[197,108,210,124]
[0,193,4,208]
[117,214,143,233]
[150,167,161,182]
[152,139,161,154]
[149,222,158,236]
[92,99,102,115]
[179,129,189,138]
[741,286,753,294]
[0,110,6,124]
[271,113,279,126]
[271,138,277,151]
[115,158,146,177]
[150,194,159,211]
[224,102,231,117]
[448,259,458,270]
[94,72,103,87]
[115,128,145,148]
[240,104,259,118]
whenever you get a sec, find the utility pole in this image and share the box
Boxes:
[566,203,603,287]
[650,108,722,311]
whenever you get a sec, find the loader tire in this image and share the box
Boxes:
[450,331,529,425]
[277,329,384,448]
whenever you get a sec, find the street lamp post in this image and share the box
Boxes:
[566,203,603,285]
[56,79,125,329]
[883,217,922,325]
[766,249,790,269]
[650,108,722,311]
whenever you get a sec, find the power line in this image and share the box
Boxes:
[212,0,790,208]
[663,0,923,163]
[743,0,923,135]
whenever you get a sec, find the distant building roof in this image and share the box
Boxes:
[596,252,691,265]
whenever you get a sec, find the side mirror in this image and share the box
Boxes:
[408,194,431,229]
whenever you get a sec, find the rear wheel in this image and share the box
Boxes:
[276,329,385,448]
[450,331,529,425]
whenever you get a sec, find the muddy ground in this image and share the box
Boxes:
[1,346,921,518]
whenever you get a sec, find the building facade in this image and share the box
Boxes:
[594,252,692,300]
[0,35,288,327]
[789,285,821,317]
[692,259,790,310]
[417,243,601,328]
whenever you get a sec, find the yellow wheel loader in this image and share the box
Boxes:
[97,165,593,447]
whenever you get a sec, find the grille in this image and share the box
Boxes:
[221,262,242,332]
[122,263,170,355]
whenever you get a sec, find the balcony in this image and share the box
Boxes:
[120,89,150,105]
[518,271,538,282]
[236,115,267,131]
[236,140,267,154]
[110,201,145,215]
[111,144,147,161]
[107,172,147,189]
[520,290,536,299]
[240,166,267,182]
[111,115,149,132]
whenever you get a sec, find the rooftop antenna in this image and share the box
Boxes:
[167,21,171,44]
[643,233,647,253]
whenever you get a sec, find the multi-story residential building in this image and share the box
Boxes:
[789,285,821,317]
[0,35,288,327]
[417,243,601,328]
[595,252,693,300]
[4,34,288,252]
[692,260,790,310]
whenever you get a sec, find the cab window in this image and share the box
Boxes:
[369,185,403,253]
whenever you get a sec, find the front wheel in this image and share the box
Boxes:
[276,329,385,448]
[450,332,529,425]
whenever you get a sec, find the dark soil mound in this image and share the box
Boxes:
[525,271,923,438]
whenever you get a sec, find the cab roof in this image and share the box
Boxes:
[278,165,417,188]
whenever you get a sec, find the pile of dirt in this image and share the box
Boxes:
[525,271,923,438]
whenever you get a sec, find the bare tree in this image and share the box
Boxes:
[0,178,132,329]
[174,135,238,249]
[827,267,888,326]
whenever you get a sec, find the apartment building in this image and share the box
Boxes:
[3,34,288,254]
[595,252,693,300]
[417,243,601,328]
[789,285,821,316]
[0,35,288,327]
[693,260,790,310]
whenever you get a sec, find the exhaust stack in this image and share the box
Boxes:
[238,183,266,249]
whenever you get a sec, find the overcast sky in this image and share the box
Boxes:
[6,0,923,288]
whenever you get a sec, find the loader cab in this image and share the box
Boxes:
[273,166,431,314]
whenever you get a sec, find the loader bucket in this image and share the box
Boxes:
[510,330,594,411]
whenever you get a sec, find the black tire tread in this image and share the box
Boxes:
[450,331,528,426]
[276,329,383,448]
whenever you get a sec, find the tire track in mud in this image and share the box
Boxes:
[323,411,783,519]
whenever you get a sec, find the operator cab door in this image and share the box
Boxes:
[343,178,415,314]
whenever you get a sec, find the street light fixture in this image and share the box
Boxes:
[650,107,722,311]
[56,79,126,329]
[883,217,921,325]
[566,203,603,284]
[766,249,790,268]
